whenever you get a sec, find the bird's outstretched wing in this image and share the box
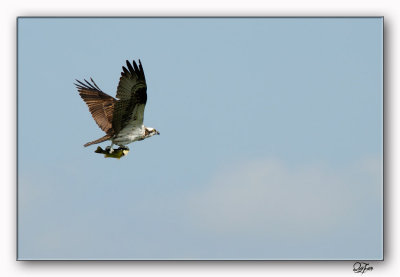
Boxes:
[112,60,147,134]
[75,78,116,135]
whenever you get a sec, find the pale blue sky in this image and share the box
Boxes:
[17,17,383,260]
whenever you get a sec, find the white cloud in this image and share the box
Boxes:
[189,158,382,240]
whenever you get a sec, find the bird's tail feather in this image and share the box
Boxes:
[84,134,112,147]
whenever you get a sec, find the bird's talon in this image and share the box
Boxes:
[105,146,114,153]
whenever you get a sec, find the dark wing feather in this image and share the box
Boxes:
[115,59,146,100]
[75,78,116,135]
[113,60,147,134]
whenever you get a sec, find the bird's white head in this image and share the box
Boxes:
[144,127,160,138]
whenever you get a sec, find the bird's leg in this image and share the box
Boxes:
[118,145,129,151]
[106,143,114,153]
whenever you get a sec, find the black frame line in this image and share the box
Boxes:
[16,16,385,262]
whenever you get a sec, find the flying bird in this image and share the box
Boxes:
[75,59,159,155]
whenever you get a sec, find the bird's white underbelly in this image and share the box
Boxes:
[112,123,144,146]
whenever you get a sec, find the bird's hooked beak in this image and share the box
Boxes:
[156,130,160,135]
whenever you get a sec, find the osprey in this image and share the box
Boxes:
[75,59,159,154]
